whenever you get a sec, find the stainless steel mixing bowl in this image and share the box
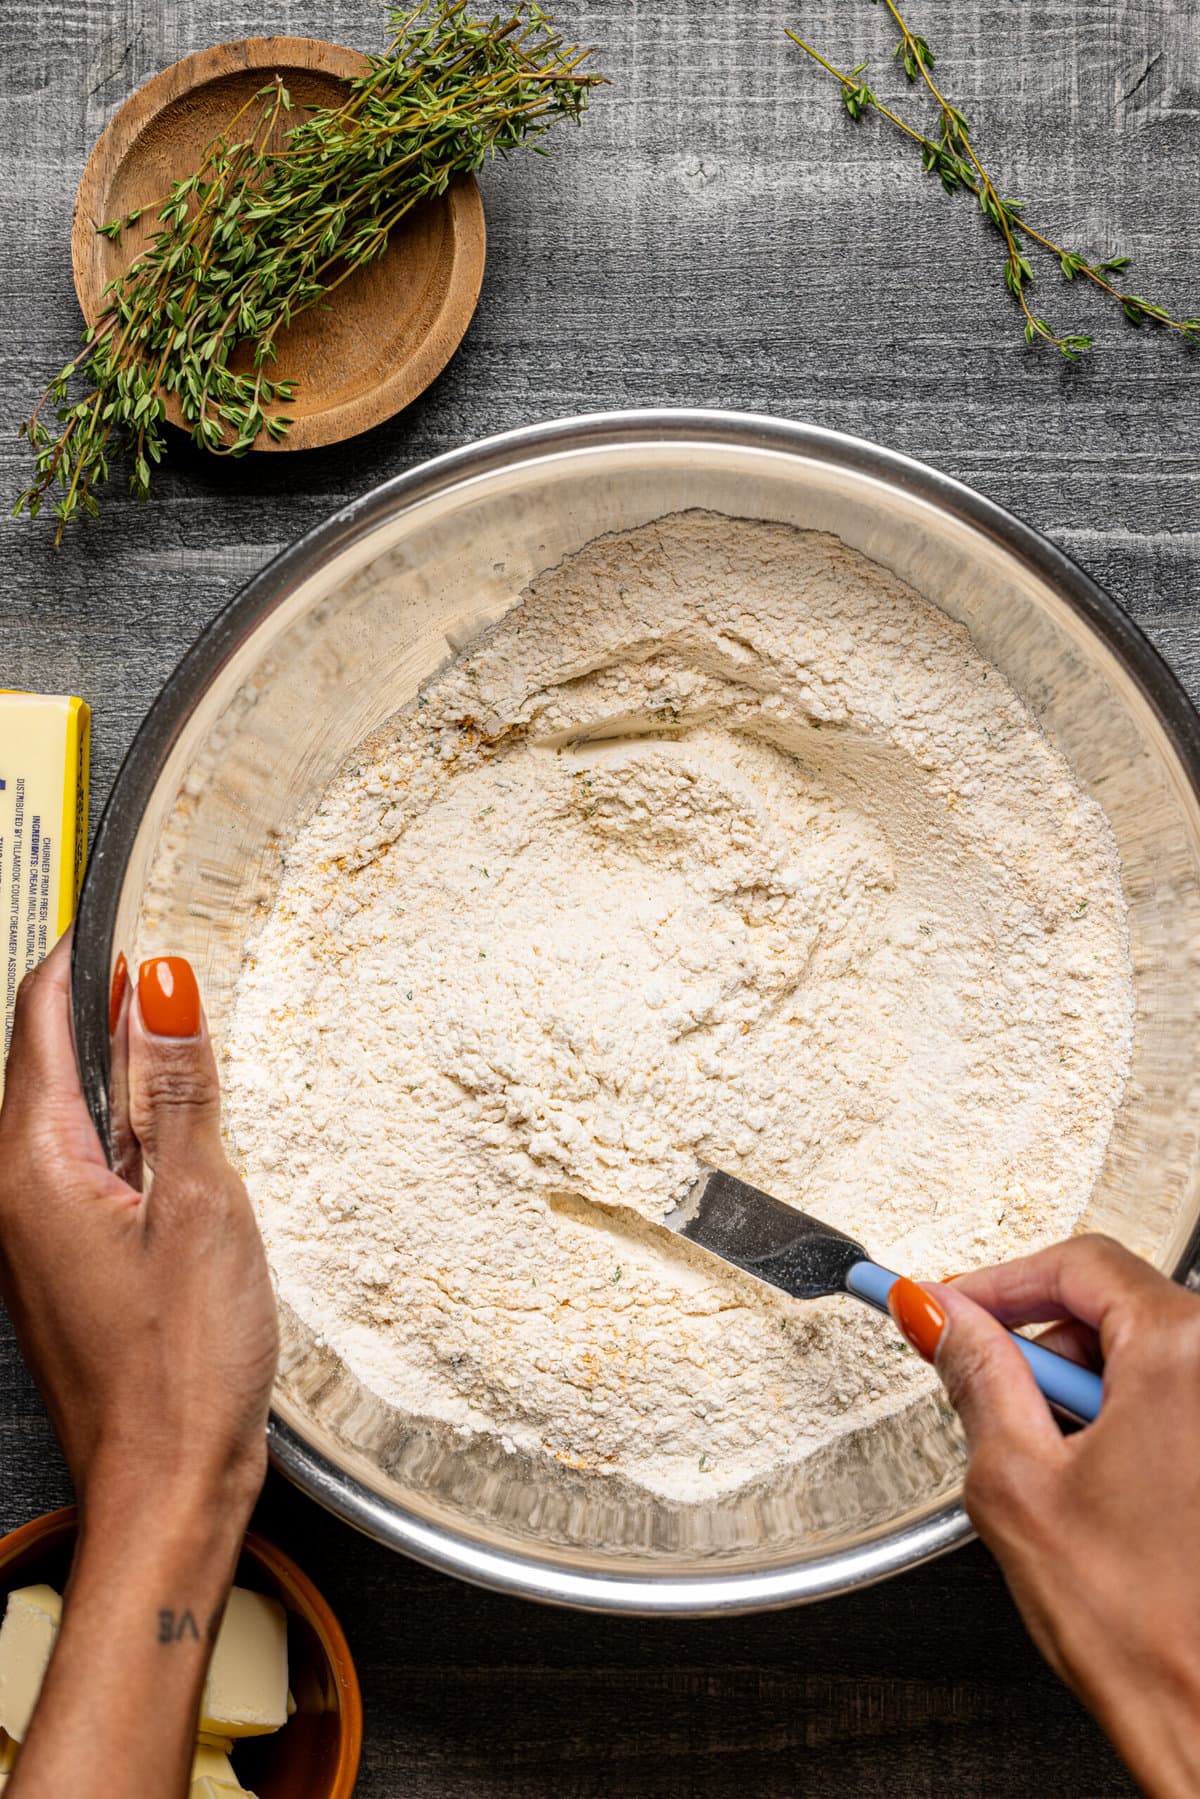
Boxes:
[73,410,1200,1613]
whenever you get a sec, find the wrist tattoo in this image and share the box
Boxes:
[157,1606,222,1646]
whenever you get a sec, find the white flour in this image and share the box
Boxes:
[223,513,1133,1502]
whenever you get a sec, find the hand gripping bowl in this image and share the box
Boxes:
[73,411,1200,1614]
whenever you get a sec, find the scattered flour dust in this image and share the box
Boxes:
[223,512,1133,1503]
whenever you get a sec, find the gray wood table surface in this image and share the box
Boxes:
[4,0,1198,1790]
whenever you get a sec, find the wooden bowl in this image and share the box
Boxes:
[0,1507,362,1798]
[71,36,486,451]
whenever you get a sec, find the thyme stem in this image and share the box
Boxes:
[16,0,603,540]
[788,6,1200,358]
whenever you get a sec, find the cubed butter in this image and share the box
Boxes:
[0,1585,63,1742]
[198,1588,288,1739]
[0,691,90,1099]
[193,1742,237,1783]
[191,1737,259,1796]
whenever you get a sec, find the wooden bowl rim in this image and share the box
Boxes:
[70,34,486,452]
[0,1504,362,1798]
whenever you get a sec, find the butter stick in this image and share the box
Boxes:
[0,1585,63,1742]
[199,1588,288,1740]
[193,1742,238,1783]
[0,691,90,1097]
[191,1741,257,1796]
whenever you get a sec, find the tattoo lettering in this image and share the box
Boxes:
[157,1608,201,1644]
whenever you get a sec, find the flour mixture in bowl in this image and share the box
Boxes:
[224,512,1133,1503]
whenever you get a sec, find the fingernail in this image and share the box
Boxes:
[109,952,129,1036]
[887,1276,947,1363]
[137,957,201,1038]
[942,1272,965,1283]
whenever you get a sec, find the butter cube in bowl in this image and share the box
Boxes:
[0,1508,361,1798]
[200,1588,291,1744]
[0,1584,61,1749]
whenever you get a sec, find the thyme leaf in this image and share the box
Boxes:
[787,2,1198,359]
[16,1,603,541]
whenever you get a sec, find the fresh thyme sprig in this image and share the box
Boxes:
[788,3,1200,359]
[16,2,602,541]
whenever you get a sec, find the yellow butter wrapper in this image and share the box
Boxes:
[0,692,90,1087]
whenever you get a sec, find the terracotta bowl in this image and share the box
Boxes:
[0,1507,361,1798]
[71,35,486,451]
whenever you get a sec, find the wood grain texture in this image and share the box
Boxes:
[72,36,486,450]
[3,0,1198,1792]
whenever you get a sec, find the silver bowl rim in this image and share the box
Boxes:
[72,407,1200,1614]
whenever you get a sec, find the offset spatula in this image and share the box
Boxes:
[663,1167,1103,1424]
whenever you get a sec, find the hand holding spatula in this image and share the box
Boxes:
[664,1167,1103,1423]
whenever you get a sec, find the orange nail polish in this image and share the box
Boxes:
[887,1277,947,1363]
[108,952,129,1036]
[137,957,201,1038]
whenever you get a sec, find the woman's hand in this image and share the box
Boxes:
[0,934,278,1798]
[890,1240,1200,1799]
[0,933,277,1525]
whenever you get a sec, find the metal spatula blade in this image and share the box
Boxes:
[663,1166,871,1301]
[663,1166,1103,1423]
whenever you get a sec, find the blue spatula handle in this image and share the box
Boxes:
[845,1260,1102,1424]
